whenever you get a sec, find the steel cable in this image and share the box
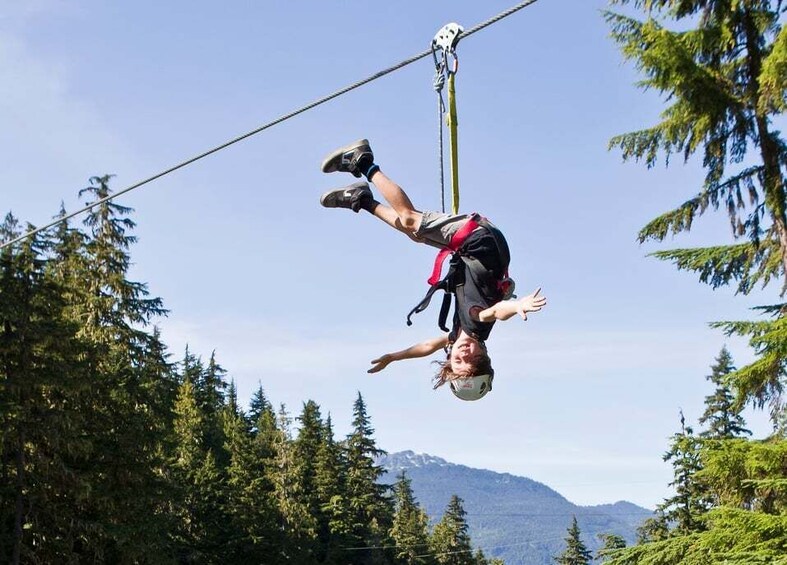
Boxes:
[1,0,540,251]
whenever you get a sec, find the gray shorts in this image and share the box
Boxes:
[413,211,473,249]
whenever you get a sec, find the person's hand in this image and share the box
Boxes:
[368,353,395,373]
[517,288,546,320]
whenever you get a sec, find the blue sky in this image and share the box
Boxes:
[2,0,778,509]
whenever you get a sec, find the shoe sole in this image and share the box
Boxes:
[320,138,371,173]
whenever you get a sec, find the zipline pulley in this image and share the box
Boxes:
[432,22,463,54]
[431,22,463,215]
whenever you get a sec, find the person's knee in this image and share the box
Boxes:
[398,210,421,232]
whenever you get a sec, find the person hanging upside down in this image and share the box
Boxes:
[319,139,546,401]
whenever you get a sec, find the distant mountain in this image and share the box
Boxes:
[378,451,652,565]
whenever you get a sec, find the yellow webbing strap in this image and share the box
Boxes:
[446,72,459,215]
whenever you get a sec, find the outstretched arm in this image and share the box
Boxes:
[368,335,449,374]
[478,288,547,322]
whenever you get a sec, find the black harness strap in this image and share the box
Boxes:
[406,278,448,328]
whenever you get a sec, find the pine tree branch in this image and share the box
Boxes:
[710,317,787,415]
[650,238,781,293]
[759,23,787,113]
[606,14,746,165]
[638,166,763,241]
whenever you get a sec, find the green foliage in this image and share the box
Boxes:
[657,416,708,534]
[554,516,592,565]
[1,179,497,564]
[605,11,748,175]
[607,0,787,422]
[606,5,787,561]
[221,393,279,561]
[611,424,787,564]
[635,514,670,544]
[344,392,395,563]
[699,347,751,439]
[170,377,230,561]
[596,533,627,562]
[431,495,475,565]
[759,24,787,113]
[697,438,787,513]
[711,314,787,420]
[606,507,787,565]
[637,166,764,243]
[0,183,178,562]
[648,239,781,294]
[271,405,318,562]
[295,400,325,518]
[314,415,352,564]
[0,221,93,563]
[390,471,431,565]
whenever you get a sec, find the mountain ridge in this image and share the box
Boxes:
[378,450,652,565]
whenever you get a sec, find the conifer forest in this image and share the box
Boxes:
[4,1,787,564]
[0,177,504,564]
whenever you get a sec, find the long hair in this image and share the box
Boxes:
[432,342,494,390]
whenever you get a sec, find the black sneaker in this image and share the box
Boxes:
[321,139,374,178]
[319,181,373,213]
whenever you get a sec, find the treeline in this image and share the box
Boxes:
[578,1,787,563]
[0,176,501,564]
[551,347,787,564]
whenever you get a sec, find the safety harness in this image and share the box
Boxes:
[406,213,515,332]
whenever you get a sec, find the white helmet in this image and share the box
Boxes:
[449,374,493,401]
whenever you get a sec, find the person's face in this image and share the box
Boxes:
[449,333,482,376]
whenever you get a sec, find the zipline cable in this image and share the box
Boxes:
[1,0,540,252]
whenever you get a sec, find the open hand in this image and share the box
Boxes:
[517,288,546,320]
[368,353,395,374]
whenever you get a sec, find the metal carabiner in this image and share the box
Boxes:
[432,23,462,77]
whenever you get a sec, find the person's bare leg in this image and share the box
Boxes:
[368,170,422,233]
[368,199,423,242]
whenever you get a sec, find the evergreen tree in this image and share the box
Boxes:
[697,438,787,515]
[226,379,239,415]
[180,346,203,387]
[200,352,229,462]
[699,347,751,439]
[635,513,670,544]
[294,400,324,517]
[221,386,280,562]
[657,412,708,534]
[430,495,474,565]
[390,471,431,565]
[170,377,229,562]
[47,204,88,318]
[0,219,93,563]
[314,414,351,564]
[77,175,166,342]
[595,533,627,563]
[604,2,787,560]
[605,0,787,422]
[253,391,278,464]
[344,392,394,563]
[295,400,332,560]
[68,176,171,559]
[554,516,592,565]
[270,404,317,563]
[248,381,274,434]
[177,348,229,464]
